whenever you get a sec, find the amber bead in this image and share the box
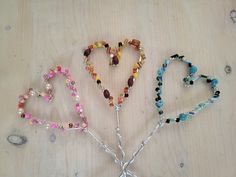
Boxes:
[118,97,124,104]
[103,89,110,99]
[84,48,91,57]
[131,39,140,47]
[124,87,129,93]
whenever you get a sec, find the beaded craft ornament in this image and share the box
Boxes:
[17,66,88,130]
[83,39,146,176]
[16,53,220,177]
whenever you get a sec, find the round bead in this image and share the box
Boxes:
[103,89,110,99]
[189,66,197,74]
[68,123,73,128]
[75,95,80,101]
[29,90,36,96]
[96,79,101,84]
[157,68,164,76]
[211,79,218,87]
[46,83,52,90]
[155,100,163,108]
[17,108,24,115]
[179,113,188,121]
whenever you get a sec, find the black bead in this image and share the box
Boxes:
[156,76,161,81]
[163,63,167,68]
[215,91,220,95]
[207,79,212,83]
[124,93,129,97]
[104,43,109,48]
[159,110,163,115]
[200,74,208,78]
[190,80,194,85]
[97,80,101,84]
[155,87,160,92]
[176,118,180,122]
[188,63,192,67]
[21,113,25,118]
[179,55,184,59]
[171,54,179,58]
[155,95,161,101]
[118,42,123,47]
[158,82,162,86]
[165,119,170,123]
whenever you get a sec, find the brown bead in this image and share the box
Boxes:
[84,48,91,57]
[124,87,129,93]
[112,56,119,65]
[131,39,140,47]
[68,123,73,128]
[103,89,110,99]
[128,76,134,87]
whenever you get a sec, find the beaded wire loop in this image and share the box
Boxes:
[155,54,220,124]
[83,39,146,107]
[17,66,88,131]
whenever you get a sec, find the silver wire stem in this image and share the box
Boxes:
[115,104,126,166]
[120,119,165,175]
[85,129,121,165]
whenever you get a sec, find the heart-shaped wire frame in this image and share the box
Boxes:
[83,39,146,107]
[155,54,220,123]
[17,66,88,131]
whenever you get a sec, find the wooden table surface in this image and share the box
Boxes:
[0,0,236,177]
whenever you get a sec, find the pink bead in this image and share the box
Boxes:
[25,113,32,119]
[82,122,88,129]
[75,103,82,113]
[44,95,52,102]
[74,123,80,128]
[50,122,58,129]
[31,119,38,125]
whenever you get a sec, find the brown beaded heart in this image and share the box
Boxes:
[83,39,146,107]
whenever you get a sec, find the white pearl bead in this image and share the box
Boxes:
[18,108,24,115]
[75,95,80,101]
[30,90,36,96]
[46,83,52,90]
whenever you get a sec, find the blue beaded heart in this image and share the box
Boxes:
[155,54,220,124]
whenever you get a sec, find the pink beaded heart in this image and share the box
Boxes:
[17,66,88,130]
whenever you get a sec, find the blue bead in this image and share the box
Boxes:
[189,66,197,74]
[157,68,164,76]
[211,79,218,87]
[179,113,188,121]
[155,100,163,108]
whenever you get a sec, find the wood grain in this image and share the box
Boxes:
[0,0,236,177]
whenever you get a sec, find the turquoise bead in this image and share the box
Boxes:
[179,113,188,121]
[211,79,218,87]
[155,100,163,108]
[157,68,164,76]
[189,65,197,74]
